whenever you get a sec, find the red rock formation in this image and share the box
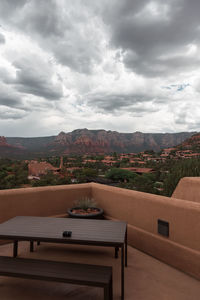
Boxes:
[52,129,195,154]
[0,136,25,158]
[177,133,200,151]
[1,130,196,158]
[0,136,10,147]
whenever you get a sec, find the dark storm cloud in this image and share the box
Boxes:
[17,0,62,38]
[103,0,200,77]
[13,57,63,100]
[0,95,20,108]
[0,107,27,120]
[0,84,26,111]
[0,0,103,74]
[86,92,158,114]
[53,42,101,74]
[0,0,199,133]
[15,70,62,100]
[1,0,200,77]
[0,0,28,30]
[0,0,27,15]
[0,0,63,39]
[0,33,5,44]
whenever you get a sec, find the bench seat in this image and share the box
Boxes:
[0,256,113,299]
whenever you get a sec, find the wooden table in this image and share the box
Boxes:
[0,216,127,299]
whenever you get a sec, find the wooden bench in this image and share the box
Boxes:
[0,256,113,300]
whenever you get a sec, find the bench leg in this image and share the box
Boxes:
[104,286,110,300]
[13,241,18,257]
[30,241,34,252]
[115,247,119,258]
[109,276,113,300]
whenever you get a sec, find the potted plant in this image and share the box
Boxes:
[67,197,104,219]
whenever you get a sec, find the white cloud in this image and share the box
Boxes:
[0,0,199,136]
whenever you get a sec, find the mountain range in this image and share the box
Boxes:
[0,129,196,159]
[176,132,200,152]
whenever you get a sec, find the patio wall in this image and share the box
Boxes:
[0,184,91,223]
[91,183,200,280]
[0,181,199,280]
[172,177,200,204]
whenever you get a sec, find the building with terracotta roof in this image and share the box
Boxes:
[83,159,97,164]
[28,161,60,178]
[102,159,117,166]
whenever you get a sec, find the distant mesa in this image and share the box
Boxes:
[0,129,197,159]
[0,136,25,158]
[0,136,23,149]
[0,136,14,147]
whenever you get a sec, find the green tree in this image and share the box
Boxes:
[163,158,200,196]
[73,168,98,183]
[105,168,136,182]
[0,159,29,189]
[112,152,118,159]
[131,173,157,194]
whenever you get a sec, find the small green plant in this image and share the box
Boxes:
[74,197,97,210]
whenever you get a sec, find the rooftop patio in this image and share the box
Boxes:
[0,241,199,299]
[0,179,199,299]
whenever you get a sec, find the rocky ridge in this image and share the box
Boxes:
[51,129,195,154]
[176,133,200,151]
[0,129,196,158]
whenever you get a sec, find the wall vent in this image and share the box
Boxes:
[158,219,169,237]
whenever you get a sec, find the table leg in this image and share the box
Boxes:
[30,241,34,252]
[125,228,127,267]
[121,245,124,300]
[115,247,119,258]
[13,241,18,257]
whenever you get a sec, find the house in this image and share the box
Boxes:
[28,161,60,178]
[102,159,117,166]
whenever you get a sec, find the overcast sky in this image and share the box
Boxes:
[0,0,200,137]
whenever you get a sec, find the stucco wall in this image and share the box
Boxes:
[91,183,200,280]
[172,177,200,203]
[0,184,91,223]
[0,182,199,280]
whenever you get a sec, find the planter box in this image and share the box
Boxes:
[67,207,104,219]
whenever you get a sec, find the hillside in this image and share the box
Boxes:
[7,136,55,151]
[51,129,195,154]
[0,136,25,158]
[0,129,196,158]
[176,133,200,152]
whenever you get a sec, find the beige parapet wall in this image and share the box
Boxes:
[172,177,200,204]
[0,183,91,223]
[91,183,200,280]
[0,181,199,280]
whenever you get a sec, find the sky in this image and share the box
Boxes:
[0,0,200,137]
